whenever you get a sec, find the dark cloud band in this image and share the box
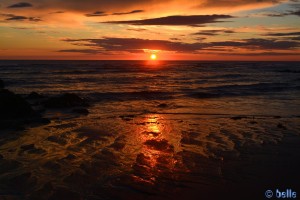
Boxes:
[1,13,41,21]
[103,15,233,26]
[60,37,299,55]
[7,2,33,8]
[85,10,144,17]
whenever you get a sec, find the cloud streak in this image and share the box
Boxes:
[211,38,299,50]
[126,28,147,32]
[85,9,144,17]
[22,0,153,12]
[58,49,103,54]
[199,0,284,8]
[7,2,33,8]
[264,32,300,36]
[219,52,300,56]
[290,9,300,16]
[265,9,300,17]
[103,15,233,26]
[1,13,41,22]
[62,38,204,53]
[192,29,235,36]
[61,37,300,55]
[85,11,107,17]
[112,10,144,15]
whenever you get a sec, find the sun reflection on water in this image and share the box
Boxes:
[130,114,181,185]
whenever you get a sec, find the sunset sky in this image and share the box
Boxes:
[0,0,299,60]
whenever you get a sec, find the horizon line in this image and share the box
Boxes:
[1,59,300,62]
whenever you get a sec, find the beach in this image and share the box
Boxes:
[0,60,299,200]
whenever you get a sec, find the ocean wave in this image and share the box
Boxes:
[189,82,299,99]
[205,74,247,79]
[88,91,175,101]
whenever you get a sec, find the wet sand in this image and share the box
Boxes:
[1,108,299,200]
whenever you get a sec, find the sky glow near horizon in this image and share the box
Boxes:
[0,0,299,60]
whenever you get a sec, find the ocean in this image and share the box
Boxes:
[1,60,299,115]
[0,60,299,199]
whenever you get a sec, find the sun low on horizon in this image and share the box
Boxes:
[150,54,157,60]
[0,0,299,61]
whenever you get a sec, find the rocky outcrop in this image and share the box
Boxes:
[0,89,37,120]
[72,108,89,115]
[0,80,89,129]
[27,92,45,99]
[44,93,89,108]
[0,80,49,129]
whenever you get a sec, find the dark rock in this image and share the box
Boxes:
[0,89,38,119]
[44,93,88,108]
[0,79,4,89]
[16,125,26,131]
[0,88,49,129]
[39,117,51,124]
[72,108,89,115]
[27,91,44,99]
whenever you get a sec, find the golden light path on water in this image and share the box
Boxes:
[130,114,183,185]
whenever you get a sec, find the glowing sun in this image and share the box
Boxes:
[150,54,157,60]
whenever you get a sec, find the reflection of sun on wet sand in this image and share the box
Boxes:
[104,114,225,199]
[131,115,179,185]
